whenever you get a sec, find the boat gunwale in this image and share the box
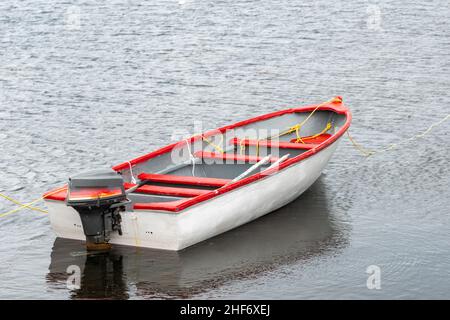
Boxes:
[44,97,352,213]
[126,97,351,212]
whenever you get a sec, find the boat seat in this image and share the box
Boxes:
[137,173,231,188]
[193,151,279,163]
[288,133,332,144]
[230,138,316,150]
[123,182,209,198]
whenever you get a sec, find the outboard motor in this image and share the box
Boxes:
[66,169,129,250]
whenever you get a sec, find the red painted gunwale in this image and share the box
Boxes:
[44,97,351,212]
[43,186,68,202]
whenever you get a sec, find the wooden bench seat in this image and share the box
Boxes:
[123,182,209,198]
[288,133,332,144]
[229,138,316,150]
[137,173,231,188]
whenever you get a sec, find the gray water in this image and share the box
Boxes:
[0,0,449,299]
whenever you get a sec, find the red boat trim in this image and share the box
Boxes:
[44,97,352,213]
[133,199,187,211]
[43,186,68,201]
[137,173,231,188]
[289,133,332,144]
[123,182,210,197]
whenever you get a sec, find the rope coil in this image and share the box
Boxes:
[275,97,340,140]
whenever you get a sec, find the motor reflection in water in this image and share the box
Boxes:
[46,179,349,299]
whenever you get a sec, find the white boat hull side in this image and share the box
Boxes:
[45,138,341,251]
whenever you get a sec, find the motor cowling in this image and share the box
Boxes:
[66,169,128,250]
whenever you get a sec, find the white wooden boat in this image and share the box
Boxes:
[47,182,347,298]
[43,96,351,251]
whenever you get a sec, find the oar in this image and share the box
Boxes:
[125,179,148,194]
[223,154,272,186]
[266,154,290,170]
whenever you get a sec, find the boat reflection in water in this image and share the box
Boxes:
[46,179,348,299]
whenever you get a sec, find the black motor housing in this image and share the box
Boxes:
[66,169,128,250]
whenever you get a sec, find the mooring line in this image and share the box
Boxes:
[347,113,450,157]
[0,113,448,219]
[0,192,47,214]
[0,187,65,218]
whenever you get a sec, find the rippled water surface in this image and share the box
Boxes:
[0,0,449,299]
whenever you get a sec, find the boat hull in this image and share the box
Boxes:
[45,138,340,251]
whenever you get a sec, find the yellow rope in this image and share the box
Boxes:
[0,197,47,218]
[295,122,332,143]
[346,131,375,157]
[0,192,47,213]
[240,137,246,156]
[347,113,450,157]
[0,187,65,218]
[1,105,446,222]
[202,134,224,154]
[276,97,341,139]
[294,126,305,144]
[238,98,339,157]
